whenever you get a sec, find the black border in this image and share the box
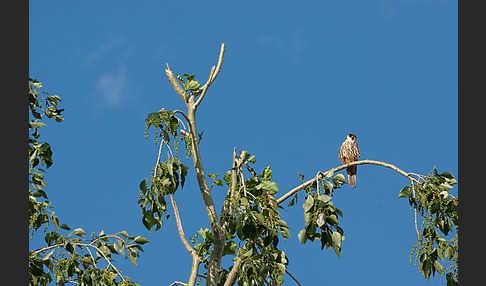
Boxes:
[459,0,484,285]
[3,0,28,284]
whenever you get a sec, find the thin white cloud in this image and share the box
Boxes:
[95,65,128,107]
[258,30,307,63]
[84,35,126,66]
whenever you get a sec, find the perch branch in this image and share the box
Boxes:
[169,282,188,286]
[276,160,421,205]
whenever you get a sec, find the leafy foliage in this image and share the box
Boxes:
[216,154,290,286]
[177,73,201,92]
[28,79,148,286]
[139,108,191,231]
[399,167,458,285]
[294,172,347,257]
[138,158,188,231]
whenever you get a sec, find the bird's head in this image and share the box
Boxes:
[347,133,357,142]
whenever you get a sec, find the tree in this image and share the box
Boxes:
[137,43,458,286]
[28,79,150,286]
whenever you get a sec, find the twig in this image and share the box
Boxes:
[169,194,197,257]
[315,171,322,195]
[285,269,303,286]
[411,181,420,239]
[239,171,249,198]
[85,246,97,266]
[164,140,175,160]
[90,244,126,282]
[153,139,164,177]
[174,110,190,127]
[169,281,188,286]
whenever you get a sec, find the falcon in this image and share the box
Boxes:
[338,133,360,188]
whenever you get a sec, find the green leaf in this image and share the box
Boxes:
[325,181,333,194]
[65,242,75,254]
[287,197,295,207]
[326,214,339,225]
[223,241,237,256]
[60,224,71,230]
[298,229,307,244]
[317,194,332,203]
[304,211,312,225]
[331,231,342,247]
[398,186,412,198]
[42,250,55,261]
[72,228,86,237]
[316,213,325,227]
[129,253,137,265]
[30,121,47,128]
[186,80,201,91]
[334,173,346,182]
[277,219,288,228]
[139,180,148,194]
[239,247,253,259]
[32,190,48,199]
[119,230,129,238]
[303,195,314,212]
[434,260,443,274]
[258,181,279,194]
[133,236,150,244]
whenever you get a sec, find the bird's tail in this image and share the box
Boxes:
[347,166,357,188]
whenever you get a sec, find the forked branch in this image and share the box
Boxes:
[195,43,226,108]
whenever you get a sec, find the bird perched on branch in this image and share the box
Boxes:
[339,133,360,188]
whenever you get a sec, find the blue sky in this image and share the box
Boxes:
[30,1,457,285]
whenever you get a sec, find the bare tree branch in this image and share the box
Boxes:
[170,194,197,257]
[195,66,215,108]
[210,43,226,83]
[174,109,190,125]
[285,269,303,286]
[169,281,188,286]
[195,43,225,108]
[165,63,188,102]
[223,257,242,286]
